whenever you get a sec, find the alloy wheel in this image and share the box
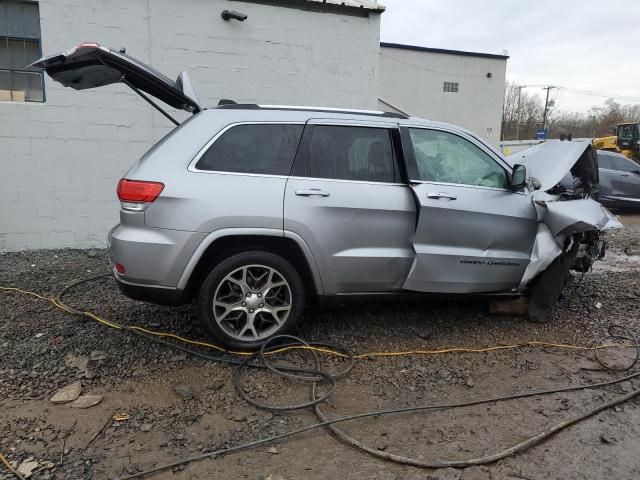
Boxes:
[212,264,292,341]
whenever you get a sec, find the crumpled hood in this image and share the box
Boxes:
[508,140,598,192]
[517,191,623,289]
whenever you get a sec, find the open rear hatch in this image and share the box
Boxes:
[30,43,201,119]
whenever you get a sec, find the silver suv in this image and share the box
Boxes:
[34,44,621,349]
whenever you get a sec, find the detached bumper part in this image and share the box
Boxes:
[520,192,622,321]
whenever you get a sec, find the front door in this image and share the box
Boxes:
[284,120,416,294]
[401,127,538,293]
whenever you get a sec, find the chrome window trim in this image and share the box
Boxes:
[187,121,306,174]
[188,120,405,185]
[188,170,291,179]
[409,179,528,195]
[287,175,406,187]
[306,119,399,128]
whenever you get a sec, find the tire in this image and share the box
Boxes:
[196,251,306,351]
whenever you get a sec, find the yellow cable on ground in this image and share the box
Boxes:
[0,285,632,360]
[0,451,25,480]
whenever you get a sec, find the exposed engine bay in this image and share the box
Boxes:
[507,141,622,320]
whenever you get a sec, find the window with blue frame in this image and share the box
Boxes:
[0,0,44,102]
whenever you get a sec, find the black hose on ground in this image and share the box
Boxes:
[52,274,640,479]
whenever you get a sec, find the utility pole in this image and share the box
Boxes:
[542,86,555,133]
[515,85,524,141]
[516,85,526,140]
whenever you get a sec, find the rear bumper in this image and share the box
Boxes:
[114,276,187,306]
[107,223,205,304]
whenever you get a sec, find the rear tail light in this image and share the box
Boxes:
[117,178,164,211]
[114,263,126,274]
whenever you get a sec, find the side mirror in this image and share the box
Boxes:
[510,164,527,190]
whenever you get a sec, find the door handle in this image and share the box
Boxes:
[426,191,457,200]
[295,188,331,197]
[621,174,630,177]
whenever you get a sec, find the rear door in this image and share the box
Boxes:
[284,120,416,294]
[401,127,537,293]
[30,42,200,112]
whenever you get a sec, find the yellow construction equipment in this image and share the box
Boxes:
[592,122,640,160]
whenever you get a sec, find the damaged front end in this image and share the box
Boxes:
[510,141,622,320]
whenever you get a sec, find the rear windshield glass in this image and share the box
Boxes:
[196,124,303,175]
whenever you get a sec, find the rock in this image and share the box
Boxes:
[174,384,193,400]
[417,331,432,340]
[84,360,97,379]
[140,423,153,432]
[267,446,279,454]
[70,394,103,409]
[600,433,617,444]
[90,350,107,362]
[50,381,82,404]
[34,333,45,338]
[207,379,225,391]
[619,381,633,393]
[17,460,39,478]
[465,377,475,388]
[595,302,602,309]
[264,475,287,480]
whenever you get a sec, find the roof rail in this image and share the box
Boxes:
[215,103,409,119]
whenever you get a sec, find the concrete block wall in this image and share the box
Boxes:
[0,0,381,251]
[378,46,507,146]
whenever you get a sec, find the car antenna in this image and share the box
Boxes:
[120,75,180,126]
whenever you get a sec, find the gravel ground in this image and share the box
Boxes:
[1,213,639,480]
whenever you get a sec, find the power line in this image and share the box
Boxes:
[558,87,640,103]
[512,84,640,103]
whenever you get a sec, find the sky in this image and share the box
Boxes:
[379,0,640,114]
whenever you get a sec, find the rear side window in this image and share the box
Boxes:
[295,125,397,182]
[195,124,303,175]
[611,155,637,173]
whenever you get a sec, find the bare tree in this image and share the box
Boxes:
[502,83,544,140]
[503,87,640,141]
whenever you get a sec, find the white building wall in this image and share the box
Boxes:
[378,45,507,146]
[0,0,381,252]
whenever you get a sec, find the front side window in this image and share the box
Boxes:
[195,124,303,175]
[0,0,44,102]
[408,128,508,189]
[297,125,397,183]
